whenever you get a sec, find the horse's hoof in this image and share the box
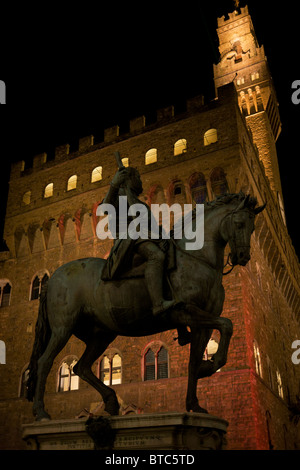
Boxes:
[188,405,208,414]
[35,412,51,421]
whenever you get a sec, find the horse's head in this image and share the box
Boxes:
[220,194,266,266]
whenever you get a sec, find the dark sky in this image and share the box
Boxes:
[0,0,299,258]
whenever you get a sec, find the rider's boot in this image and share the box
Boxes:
[144,259,180,317]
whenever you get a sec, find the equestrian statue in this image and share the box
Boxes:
[27,154,265,421]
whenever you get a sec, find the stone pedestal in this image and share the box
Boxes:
[22,412,228,450]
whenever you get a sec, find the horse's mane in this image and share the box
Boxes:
[204,192,258,213]
[189,192,258,220]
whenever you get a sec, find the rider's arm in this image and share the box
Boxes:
[103,182,119,205]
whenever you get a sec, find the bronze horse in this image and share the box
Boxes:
[27,192,265,420]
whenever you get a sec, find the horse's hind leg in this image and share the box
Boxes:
[73,331,119,416]
[34,329,71,420]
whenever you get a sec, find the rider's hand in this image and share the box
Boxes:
[111,168,128,187]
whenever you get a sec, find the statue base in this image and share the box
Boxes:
[22,412,228,450]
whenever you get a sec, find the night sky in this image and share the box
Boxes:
[0,0,299,258]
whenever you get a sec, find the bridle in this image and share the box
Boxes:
[170,206,252,276]
[220,208,252,275]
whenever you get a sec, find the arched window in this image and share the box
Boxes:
[144,346,169,381]
[91,166,103,183]
[121,157,129,167]
[67,175,77,191]
[0,281,12,307]
[189,172,207,204]
[174,139,187,156]
[145,148,157,165]
[23,190,31,205]
[30,273,49,300]
[57,357,79,392]
[204,128,218,146]
[99,353,122,385]
[0,340,5,364]
[210,167,228,197]
[44,183,53,198]
[253,340,263,378]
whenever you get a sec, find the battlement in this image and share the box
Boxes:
[217,5,249,27]
[10,93,215,179]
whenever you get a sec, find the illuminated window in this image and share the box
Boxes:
[100,354,122,385]
[30,273,49,300]
[121,158,129,167]
[210,167,229,197]
[111,354,122,385]
[204,128,218,146]
[144,346,169,381]
[44,183,53,198]
[58,358,79,392]
[100,356,110,385]
[174,139,187,156]
[145,148,157,165]
[67,174,77,191]
[23,191,31,205]
[253,340,263,377]
[237,77,245,86]
[91,166,103,183]
[251,72,259,81]
[276,370,284,399]
[0,340,5,364]
[0,281,12,307]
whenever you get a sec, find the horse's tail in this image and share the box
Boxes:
[26,283,51,402]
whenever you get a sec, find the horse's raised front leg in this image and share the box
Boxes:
[171,304,233,413]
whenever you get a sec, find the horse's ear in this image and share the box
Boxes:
[236,194,250,211]
[254,202,267,214]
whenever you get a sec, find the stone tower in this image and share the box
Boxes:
[214,5,284,213]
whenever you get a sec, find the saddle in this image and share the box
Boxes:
[101,239,176,281]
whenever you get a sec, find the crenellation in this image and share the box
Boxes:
[33,152,47,169]
[78,135,94,152]
[156,105,174,122]
[1,6,300,451]
[104,125,120,143]
[55,143,70,162]
[129,115,146,133]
